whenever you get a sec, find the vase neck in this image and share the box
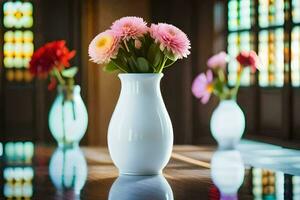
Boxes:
[57,85,81,101]
[118,74,163,95]
[218,99,239,109]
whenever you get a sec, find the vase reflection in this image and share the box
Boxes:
[49,146,88,195]
[211,150,245,200]
[109,174,174,200]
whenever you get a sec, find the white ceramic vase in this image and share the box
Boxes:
[49,85,88,148]
[210,100,245,149]
[108,73,173,175]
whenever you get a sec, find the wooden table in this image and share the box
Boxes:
[0,143,298,199]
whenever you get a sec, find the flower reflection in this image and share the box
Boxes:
[211,150,245,199]
[49,147,88,195]
[109,174,174,200]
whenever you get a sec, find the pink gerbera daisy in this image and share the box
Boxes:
[111,16,148,41]
[207,51,228,69]
[88,30,120,64]
[192,70,214,104]
[150,23,191,59]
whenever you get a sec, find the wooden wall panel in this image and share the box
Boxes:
[82,0,150,146]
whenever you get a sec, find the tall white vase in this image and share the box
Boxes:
[108,73,173,175]
[210,100,245,149]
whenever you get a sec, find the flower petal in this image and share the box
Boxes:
[201,92,211,104]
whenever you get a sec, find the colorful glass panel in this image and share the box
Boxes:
[258,28,285,87]
[228,32,254,86]
[2,1,34,82]
[228,0,254,31]
[259,0,285,28]
[292,0,300,23]
[3,1,33,28]
[291,27,300,87]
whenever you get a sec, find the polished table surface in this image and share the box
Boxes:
[0,140,299,199]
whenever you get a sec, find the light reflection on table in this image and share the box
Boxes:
[0,141,299,199]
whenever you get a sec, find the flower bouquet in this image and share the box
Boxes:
[88,16,190,73]
[192,51,260,149]
[88,16,191,175]
[29,40,88,147]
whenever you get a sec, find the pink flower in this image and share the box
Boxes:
[111,16,148,41]
[236,50,260,72]
[207,51,228,69]
[150,23,191,59]
[134,39,142,49]
[88,30,120,64]
[192,70,214,104]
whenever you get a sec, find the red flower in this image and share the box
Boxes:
[47,77,57,90]
[236,50,259,72]
[29,40,76,78]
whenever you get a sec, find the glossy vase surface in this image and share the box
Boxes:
[108,74,173,175]
[49,85,88,147]
[210,100,245,149]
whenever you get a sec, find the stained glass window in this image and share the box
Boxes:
[228,0,254,31]
[291,27,300,86]
[228,32,254,86]
[258,29,286,87]
[227,0,255,87]
[292,0,300,23]
[259,0,285,28]
[227,0,291,88]
[2,1,34,82]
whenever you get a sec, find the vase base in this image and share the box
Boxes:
[58,142,79,149]
[217,141,238,150]
[119,170,162,176]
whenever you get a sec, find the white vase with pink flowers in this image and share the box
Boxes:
[192,51,260,149]
[88,17,191,175]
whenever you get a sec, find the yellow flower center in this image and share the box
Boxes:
[206,84,213,93]
[96,35,113,50]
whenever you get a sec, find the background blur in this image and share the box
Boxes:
[1,0,300,148]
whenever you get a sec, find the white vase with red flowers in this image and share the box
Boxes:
[29,41,88,148]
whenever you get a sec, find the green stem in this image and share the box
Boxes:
[111,60,128,73]
[157,56,168,73]
[53,68,66,85]
[232,71,242,98]
[218,69,226,83]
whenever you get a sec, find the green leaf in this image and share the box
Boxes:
[153,51,163,68]
[128,57,138,72]
[103,62,119,72]
[164,49,178,61]
[61,67,78,78]
[147,43,158,63]
[136,57,150,73]
[163,59,175,68]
